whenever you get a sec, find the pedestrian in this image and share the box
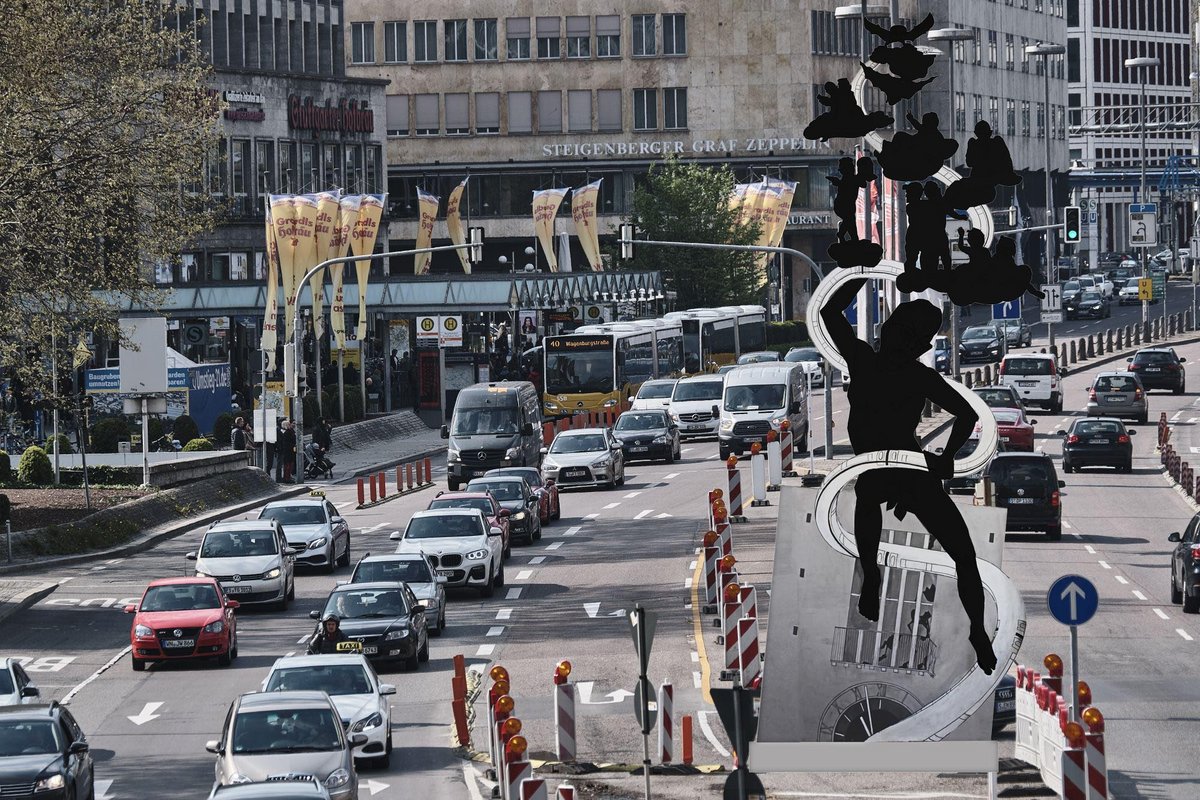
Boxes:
[231,417,251,450]
[390,348,401,374]
[313,416,335,472]
[273,416,285,481]
[279,418,297,483]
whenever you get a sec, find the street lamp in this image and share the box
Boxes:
[1027,42,1066,349]
[1126,55,1161,324]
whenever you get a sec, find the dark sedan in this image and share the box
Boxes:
[466,477,542,543]
[1059,417,1135,473]
[1064,290,1110,320]
[308,582,428,670]
[612,410,681,463]
[1127,348,1186,393]
[485,466,561,524]
[0,703,94,800]
[1168,515,1200,613]
[958,325,1003,364]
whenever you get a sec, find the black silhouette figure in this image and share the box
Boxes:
[865,13,936,47]
[945,230,1044,305]
[943,121,1023,209]
[827,157,884,269]
[863,14,938,104]
[869,41,937,83]
[896,182,968,293]
[805,79,894,141]
[863,62,936,105]
[876,112,959,182]
[820,277,997,675]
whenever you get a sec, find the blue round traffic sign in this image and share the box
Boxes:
[1046,574,1099,627]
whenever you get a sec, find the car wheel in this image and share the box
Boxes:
[1046,525,1062,541]
[1051,395,1063,414]
[479,570,495,598]
[533,518,542,542]
[286,577,295,601]
[217,649,232,667]
[131,657,145,672]
[439,608,446,634]
[447,478,460,491]
[231,632,238,659]
[552,497,561,521]
[1184,585,1200,614]
[502,539,511,559]
[418,633,430,663]
[1176,382,1186,395]
[1171,568,1183,605]
[338,536,351,567]
[1122,459,1133,473]
[325,553,336,575]
[494,560,506,587]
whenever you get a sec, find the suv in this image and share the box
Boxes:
[959,324,1004,364]
[1127,348,1186,394]
[187,520,297,610]
[390,509,505,597]
[0,702,94,799]
[987,453,1065,540]
[998,353,1064,412]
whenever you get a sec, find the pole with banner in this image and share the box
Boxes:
[628,604,657,800]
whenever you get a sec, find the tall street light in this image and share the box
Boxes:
[1027,42,1066,351]
[1126,56,1160,324]
[929,26,975,380]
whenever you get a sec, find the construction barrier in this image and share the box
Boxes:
[658,682,674,764]
[715,521,732,558]
[766,431,782,491]
[780,420,797,477]
[553,661,576,763]
[1062,722,1087,800]
[681,715,694,765]
[722,585,742,673]
[451,654,471,748]
[520,778,549,800]
[556,786,575,800]
[369,474,378,503]
[405,462,414,490]
[703,540,720,607]
[737,616,762,687]
[377,471,386,499]
[726,458,746,521]
[749,445,769,507]
[506,761,533,800]
[1082,707,1107,800]
[356,478,365,506]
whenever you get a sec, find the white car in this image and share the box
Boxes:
[261,653,396,768]
[390,509,505,597]
[259,492,351,573]
[0,658,39,706]
[187,520,297,610]
[668,375,725,438]
[540,428,626,489]
[784,347,826,388]
[1118,281,1141,305]
[1076,275,1113,298]
[629,379,678,411]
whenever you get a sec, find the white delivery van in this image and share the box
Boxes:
[668,374,725,439]
[718,363,809,459]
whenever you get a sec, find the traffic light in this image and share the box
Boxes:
[468,226,484,263]
[283,343,297,397]
[619,223,635,260]
[1063,206,1081,244]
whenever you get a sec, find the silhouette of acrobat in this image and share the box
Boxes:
[804,79,893,141]
[862,14,938,104]
[944,121,1023,209]
[819,276,997,674]
[896,182,968,292]
[827,157,884,269]
[944,230,1044,305]
[876,112,959,182]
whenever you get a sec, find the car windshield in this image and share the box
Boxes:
[724,384,785,411]
[404,514,483,539]
[467,481,523,501]
[637,382,675,399]
[616,413,667,432]
[962,328,995,341]
[429,497,494,514]
[1134,351,1176,364]
[260,506,325,525]
[1063,281,1080,291]
[200,530,278,558]
[490,469,541,487]
[1074,420,1122,435]
[550,434,608,454]
[784,348,821,363]
[353,559,434,584]
[1080,291,1101,302]
[0,721,61,756]
[1095,375,1139,392]
[1004,358,1052,375]
[452,407,520,436]
[325,587,410,619]
[231,708,343,755]
[266,665,373,696]
[672,380,723,401]
[989,459,1052,488]
[993,410,1021,425]
[738,352,779,364]
[975,389,1015,407]
[140,584,221,612]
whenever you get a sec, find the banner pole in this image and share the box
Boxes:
[338,350,345,423]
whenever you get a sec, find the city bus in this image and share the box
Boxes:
[663,305,766,373]
[718,305,768,355]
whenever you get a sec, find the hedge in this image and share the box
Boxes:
[766,320,809,346]
[91,417,131,453]
[17,446,53,485]
[213,412,235,447]
[172,415,200,445]
[0,450,10,483]
[182,438,214,452]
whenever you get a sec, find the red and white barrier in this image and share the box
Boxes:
[737,585,758,622]
[714,521,732,557]
[658,682,674,764]
[1082,708,1107,800]
[554,684,576,762]
[723,596,741,672]
[520,778,549,800]
[1062,742,1087,800]
[506,761,533,800]
[703,544,720,606]
[749,446,769,506]
[737,616,761,686]
[780,422,797,477]
[555,785,575,800]
[726,458,746,521]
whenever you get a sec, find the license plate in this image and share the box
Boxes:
[162,639,195,648]
[572,409,588,416]
[686,424,707,431]
[1018,381,1038,387]
[472,470,488,477]
[1008,497,1038,504]
[437,569,455,577]
[564,468,587,478]
[224,585,253,594]
[1091,438,1110,444]
[1000,437,1010,443]
[363,646,378,655]
[631,446,649,453]
[1145,367,1161,372]
[997,700,1016,713]
[1105,396,1124,402]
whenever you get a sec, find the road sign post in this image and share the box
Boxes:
[1129,203,1158,248]
[1040,285,1061,346]
[1047,575,1099,723]
[629,604,658,800]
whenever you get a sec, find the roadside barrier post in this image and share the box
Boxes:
[552,661,576,763]
[779,419,797,477]
[715,520,732,557]
[405,463,414,490]
[702,532,720,609]
[1082,707,1107,800]
[722,583,742,676]
[1062,722,1087,800]
[766,431,782,491]
[725,457,746,521]
[681,715,694,765]
[395,466,402,494]
[520,779,548,800]
[543,423,554,446]
[369,474,378,503]
[378,472,386,499]
[357,478,365,506]
[555,785,575,800]
[505,756,531,800]
[658,681,674,764]
[749,443,770,506]
[737,616,762,687]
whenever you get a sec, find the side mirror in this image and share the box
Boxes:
[440,425,450,439]
[20,686,39,698]
[225,600,240,610]
[389,531,401,540]
[1128,429,1137,435]
[1057,429,1067,436]
[934,447,944,454]
[350,733,369,747]
[1181,357,1188,363]
[1169,531,1182,542]
[67,741,89,755]
[489,526,503,536]
[185,552,198,561]
[1030,420,1038,425]
[1058,480,1067,488]
[522,422,535,436]
[712,404,720,417]
[379,683,397,696]
[627,396,634,403]
[540,446,549,456]
[335,580,348,587]
[499,508,511,517]
[309,610,322,620]
[1126,357,1134,362]
[331,516,345,524]
[205,740,223,754]
[436,575,449,584]
[123,604,138,614]
[611,443,622,451]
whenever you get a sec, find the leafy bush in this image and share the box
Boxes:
[171,415,200,445]
[341,386,364,423]
[0,450,10,483]
[17,446,53,484]
[766,320,809,346]
[213,412,234,446]
[90,417,131,453]
[45,433,72,455]
[182,437,214,452]
[59,465,139,486]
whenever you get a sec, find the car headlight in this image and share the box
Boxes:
[719,418,734,432]
[505,446,521,459]
[466,548,489,560]
[325,769,350,790]
[545,402,560,411]
[34,775,66,792]
[308,537,328,549]
[512,511,527,521]
[383,629,410,641]
[543,457,559,470]
[229,774,254,785]
[351,712,384,732]
[602,398,618,407]
[134,624,153,637]
[263,567,282,580]
[447,444,461,462]
[203,620,225,634]
[194,571,212,579]
[989,340,999,349]
[668,411,680,422]
[653,434,669,443]
[593,457,611,468]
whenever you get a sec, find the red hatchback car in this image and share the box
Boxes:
[992,406,1037,452]
[427,491,512,558]
[124,578,239,671]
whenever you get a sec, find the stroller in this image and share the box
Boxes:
[303,442,334,480]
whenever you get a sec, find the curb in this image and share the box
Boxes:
[0,582,60,626]
[0,485,310,576]
[340,445,447,484]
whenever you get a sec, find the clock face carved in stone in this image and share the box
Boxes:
[817,682,922,742]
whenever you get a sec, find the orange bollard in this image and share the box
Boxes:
[357,478,365,506]
[681,715,693,765]
[378,472,386,499]
[396,466,402,494]
[452,697,471,748]
[406,463,414,489]
[543,422,554,446]
[453,653,466,683]
[424,457,432,484]
[369,473,378,503]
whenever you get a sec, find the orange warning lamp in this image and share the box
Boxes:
[766,430,777,443]
[554,660,572,685]
[1063,721,1085,749]
[502,717,522,737]
[1076,680,1092,707]
[493,695,515,716]
[712,498,726,513]
[750,442,762,455]
[492,679,510,697]
[505,734,528,759]
[1043,653,1063,677]
[724,583,741,602]
[1081,706,1104,733]
[719,554,737,572]
[713,506,728,524]
[711,489,724,500]
[780,418,791,431]
[703,530,718,547]
[490,665,510,683]
[726,455,739,468]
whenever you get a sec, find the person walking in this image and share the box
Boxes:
[273,416,285,481]
[231,417,248,450]
[279,418,297,483]
[313,417,335,472]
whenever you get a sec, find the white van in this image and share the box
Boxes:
[718,363,809,459]
[998,353,1064,412]
[668,374,725,438]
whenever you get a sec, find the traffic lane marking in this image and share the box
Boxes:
[1154,608,1170,620]
[1177,629,1194,641]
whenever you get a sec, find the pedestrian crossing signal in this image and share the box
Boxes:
[1063,206,1081,243]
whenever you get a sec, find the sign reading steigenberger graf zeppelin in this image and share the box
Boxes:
[287,95,375,135]
[542,134,830,158]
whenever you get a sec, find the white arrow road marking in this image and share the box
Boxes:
[583,602,625,618]
[576,681,633,704]
[1189,418,1199,424]
[127,702,163,726]
[634,510,652,520]
[95,779,115,800]
[364,779,390,796]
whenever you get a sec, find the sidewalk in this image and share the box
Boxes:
[282,411,447,484]
[0,579,59,625]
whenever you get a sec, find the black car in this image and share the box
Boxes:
[992,673,1016,735]
[973,385,1025,411]
[0,702,94,800]
[1064,290,1110,320]
[987,453,1064,540]
[466,476,542,542]
[611,410,682,463]
[309,582,428,670]
[1167,514,1200,613]
[1127,348,1186,394]
[1059,417,1135,473]
[944,435,1007,495]
[959,325,1004,364]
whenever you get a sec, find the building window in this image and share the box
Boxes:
[231,139,249,202]
[475,19,498,61]
[566,16,590,58]
[506,17,530,60]
[414,20,437,62]
[366,147,381,193]
[445,19,468,61]
[988,96,999,129]
[476,92,500,133]
[255,139,274,197]
[537,90,562,132]
[350,22,374,64]
[1068,92,1081,127]
[384,21,406,63]
[596,15,620,58]
[1005,98,1016,136]
[598,89,622,131]
[663,87,687,129]
[633,88,657,130]
[386,95,409,136]
[972,94,983,128]
[508,91,532,133]
[277,141,297,194]
[954,92,965,132]
[987,30,997,67]
[1036,102,1045,137]
[1020,100,1030,136]
[663,14,686,55]
[445,93,469,134]
[632,15,656,57]
[568,90,592,132]
[1020,36,1029,72]
[414,93,438,135]
[536,17,561,59]
[972,28,983,66]
[1067,38,1080,82]
[322,143,340,189]
[1004,34,1014,70]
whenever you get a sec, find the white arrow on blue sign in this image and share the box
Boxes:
[1047,574,1099,626]
[992,299,1021,320]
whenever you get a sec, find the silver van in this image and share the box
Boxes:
[718,363,809,459]
[442,381,543,490]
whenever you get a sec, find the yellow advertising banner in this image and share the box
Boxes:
[270,194,318,343]
[446,179,470,274]
[764,179,797,251]
[331,195,360,350]
[414,188,439,275]
[261,205,281,370]
[310,190,341,339]
[571,180,603,272]
[351,193,386,342]
[533,188,569,273]
[729,183,751,214]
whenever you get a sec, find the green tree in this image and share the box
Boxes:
[0,2,221,396]
[621,159,764,309]
[17,446,53,485]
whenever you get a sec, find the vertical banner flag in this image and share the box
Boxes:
[741,182,775,273]
[414,188,440,275]
[331,195,360,350]
[765,179,797,252]
[571,180,603,272]
[261,205,281,370]
[533,188,569,272]
[729,183,751,214]
[351,193,387,342]
[446,179,470,274]
[311,191,341,339]
[270,194,318,343]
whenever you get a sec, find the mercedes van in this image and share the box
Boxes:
[442,382,543,490]
[718,363,809,459]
